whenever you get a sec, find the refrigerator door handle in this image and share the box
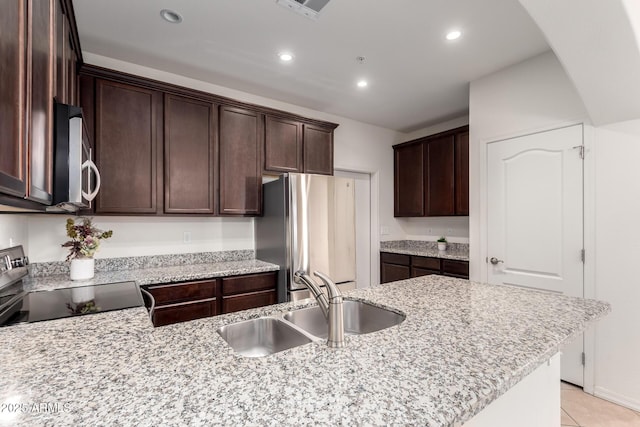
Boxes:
[291,174,309,284]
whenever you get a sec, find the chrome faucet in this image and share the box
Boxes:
[294,271,345,348]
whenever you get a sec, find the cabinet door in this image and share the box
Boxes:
[0,0,27,198]
[219,106,263,215]
[455,130,469,215]
[441,260,469,279]
[425,135,455,216]
[27,0,55,204]
[54,0,66,103]
[164,95,217,214]
[380,263,411,284]
[95,79,162,213]
[264,116,302,173]
[303,124,333,175]
[394,142,424,216]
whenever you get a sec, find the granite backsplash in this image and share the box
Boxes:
[28,250,255,277]
[381,240,469,253]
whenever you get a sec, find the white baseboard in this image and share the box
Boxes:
[594,386,640,412]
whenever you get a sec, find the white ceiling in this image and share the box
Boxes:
[72,0,550,132]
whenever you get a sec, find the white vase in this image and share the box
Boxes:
[70,258,95,281]
[71,286,96,303]
[437,242,447,251]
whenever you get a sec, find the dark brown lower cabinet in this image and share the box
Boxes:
[380,252,410,283]
[380,252,469,284]
[222,290,276,314]
[153,299,217,327]
[411,267,439,278]
[441,260,470,279]
[143,271,277,327]
[381,263,411,284]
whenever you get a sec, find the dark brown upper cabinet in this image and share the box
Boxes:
[0,0,28,199]
[95,79,163,214]
[264,115,303,173]
[0,0,82,210]
[26,0,56,205]
[79,65,338,216]
[394,125,469,217]
[425,135,455,216]
[263,118,335,176]
[303,124,333,175]
[455,130,469,215]
[394,142,424,217]
[164,95,218,214]
[219,106,263,216]
[54,0,77,106]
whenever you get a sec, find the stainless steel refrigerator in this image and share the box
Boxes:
[255,173,356,302]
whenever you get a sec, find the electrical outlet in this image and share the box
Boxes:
[380,226,390,236]
[183,231,192,244]
[447,228,452,234]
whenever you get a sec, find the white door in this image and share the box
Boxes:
[335,170,371,288]
[487,124,584,386]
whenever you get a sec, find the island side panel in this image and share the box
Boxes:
[463,353,561,427]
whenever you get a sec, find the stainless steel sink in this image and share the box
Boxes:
[217,317,313,357]
[283,300,405,339]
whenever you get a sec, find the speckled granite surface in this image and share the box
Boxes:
[381,240,469,261]
[29,250,255,277]
[25,259,279,292]
[0,276,609,426]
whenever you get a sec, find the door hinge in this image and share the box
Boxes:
[581,352,586,366]
[580,249,585,263]
[573,145,585,159]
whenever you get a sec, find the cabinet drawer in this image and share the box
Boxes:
[146,280,217,305]
[222,289,277,314]
[221,272,276,296]
[411,267,439,278]
[441,260,469,279]
[380,252,410,266]
[411,256,440,270]
[152,298,217,327]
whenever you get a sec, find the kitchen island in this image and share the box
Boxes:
[0,275,609,426]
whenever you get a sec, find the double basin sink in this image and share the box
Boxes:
[217,299,406,357]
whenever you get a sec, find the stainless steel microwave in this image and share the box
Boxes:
[48,103,100,212]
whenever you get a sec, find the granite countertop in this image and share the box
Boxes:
[25,259,280,292]
[0,276,609,426]
[381,240,470,261]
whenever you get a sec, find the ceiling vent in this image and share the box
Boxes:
[276,0,330,20]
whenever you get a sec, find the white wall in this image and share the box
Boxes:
[592,120,640,410]
[469,50,640,410]
[0,216,28,251]
[24,215,254,262]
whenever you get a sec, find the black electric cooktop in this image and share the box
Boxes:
[3,281,144,326]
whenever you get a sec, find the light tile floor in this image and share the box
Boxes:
[561,382,640,426]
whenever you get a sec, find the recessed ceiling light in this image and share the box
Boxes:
[278,52,294,62]
[160,9,182,24]
[357,80,368,88]
[446,30,462,41]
